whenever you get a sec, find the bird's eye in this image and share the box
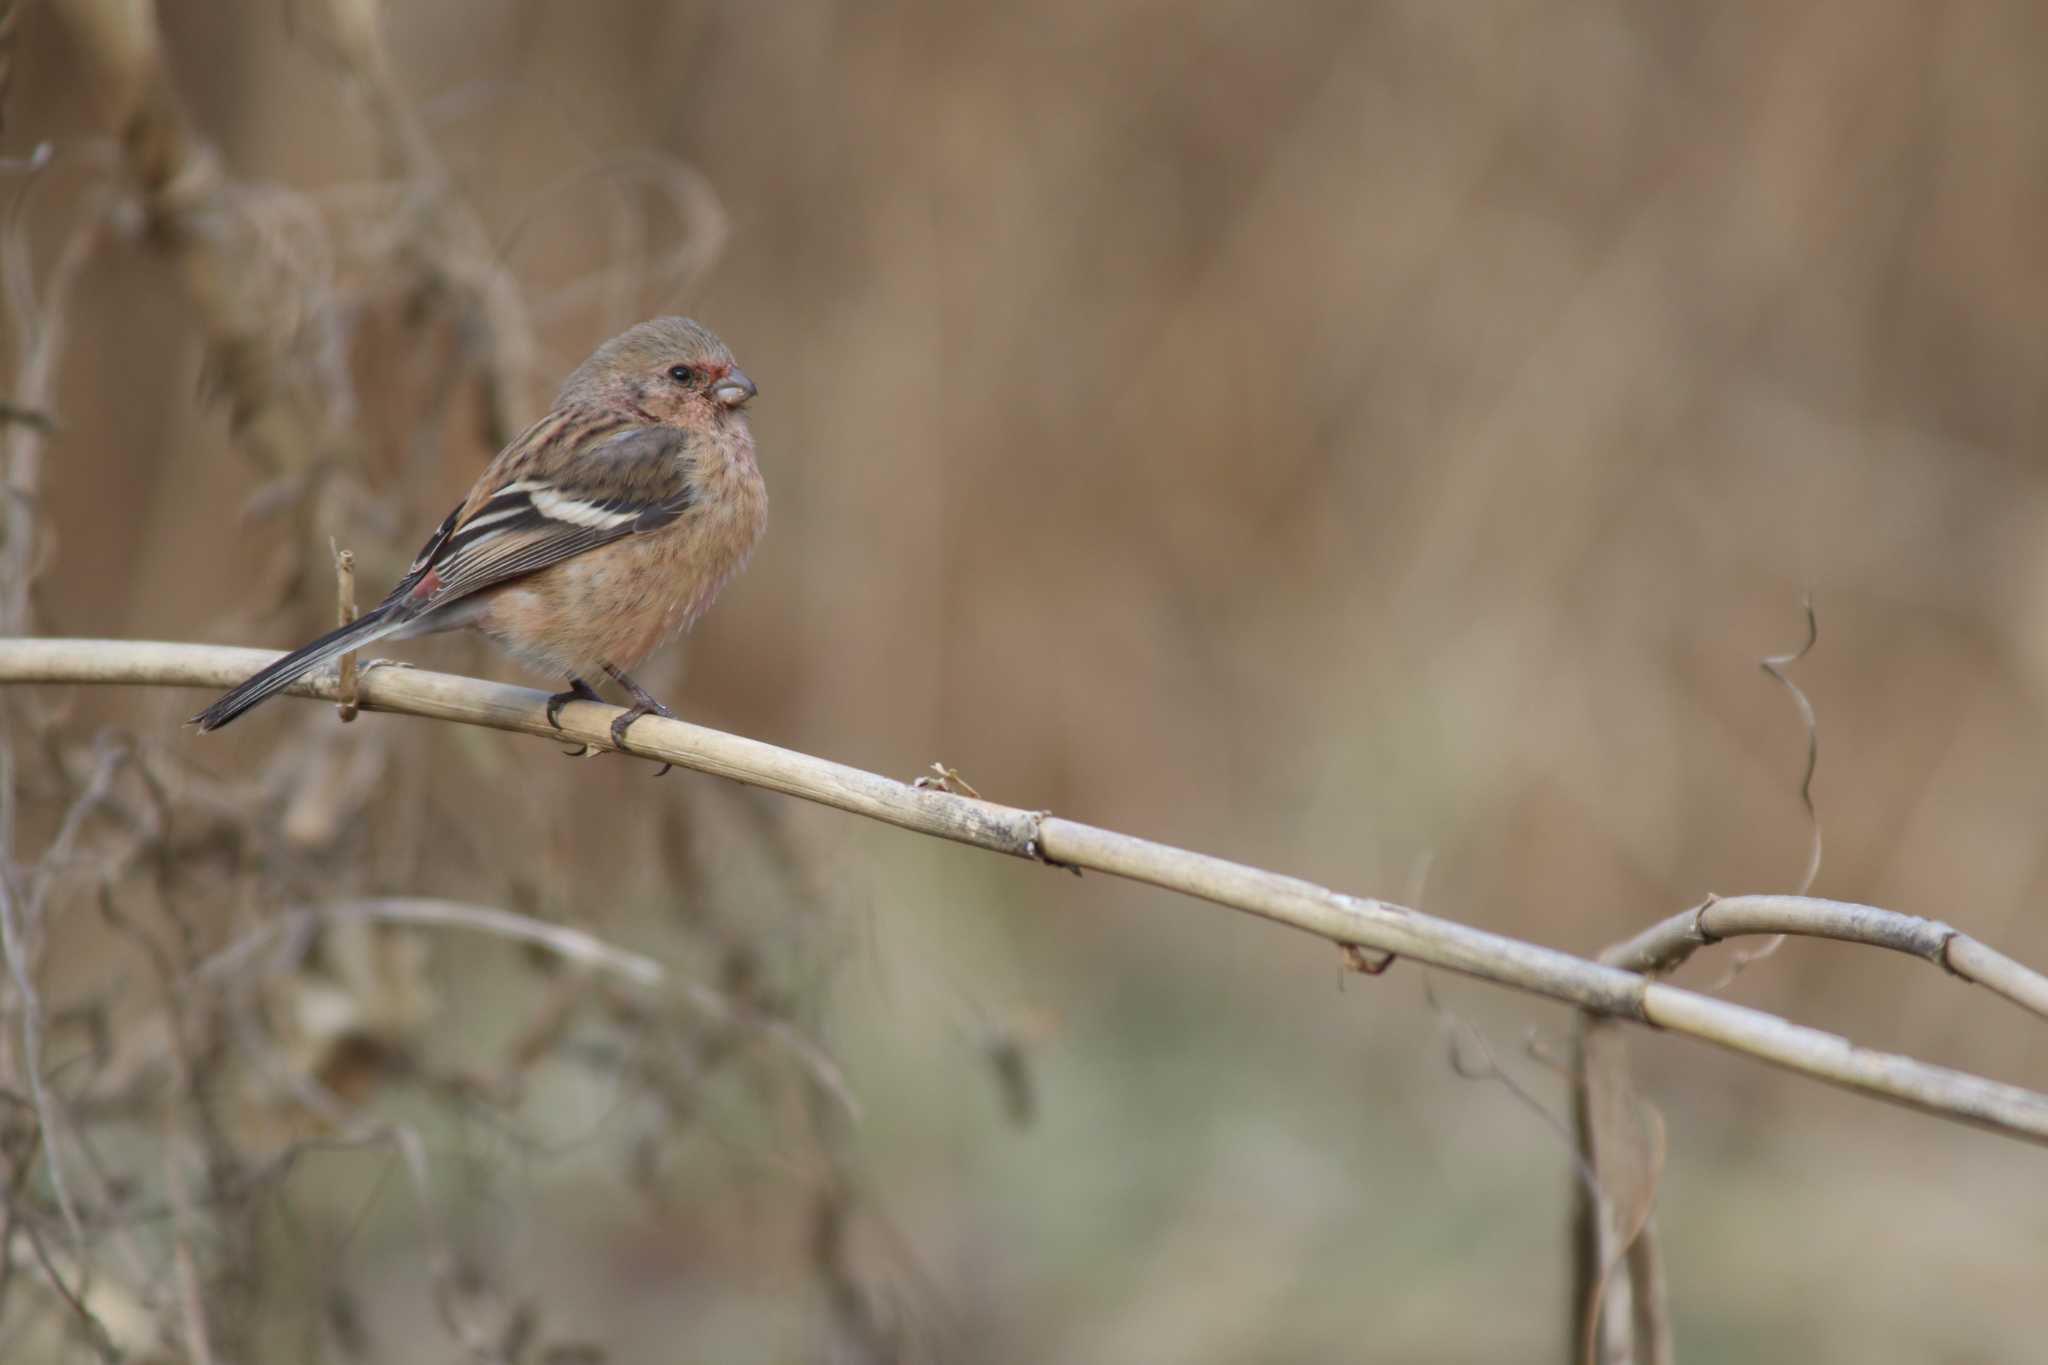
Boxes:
[667,364,698,385]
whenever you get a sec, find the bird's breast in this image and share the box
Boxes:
[659,430,766,638]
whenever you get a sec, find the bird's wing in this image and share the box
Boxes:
[381,424,697,617]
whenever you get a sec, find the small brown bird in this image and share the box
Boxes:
[194,317,766,758]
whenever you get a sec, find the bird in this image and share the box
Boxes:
[193,316,766,768]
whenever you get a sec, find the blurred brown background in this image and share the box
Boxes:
[7,2,2048,1360]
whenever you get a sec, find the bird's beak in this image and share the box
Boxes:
[712,368,757,408]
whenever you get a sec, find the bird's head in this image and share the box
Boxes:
[559,316,757,431]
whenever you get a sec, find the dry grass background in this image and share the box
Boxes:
[6,2,2048,1360]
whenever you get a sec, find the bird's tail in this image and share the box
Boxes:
[192,605,412,731]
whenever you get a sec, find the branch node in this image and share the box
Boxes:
[1689,894,1723,946]
[1934,928,1967,980]
[1023,812,1082,875]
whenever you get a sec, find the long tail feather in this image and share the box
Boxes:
[192,607,410,731]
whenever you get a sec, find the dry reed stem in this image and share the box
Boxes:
[5,637,2048,1147]
[1572,1013,1674,1365]
[332,543,357,722]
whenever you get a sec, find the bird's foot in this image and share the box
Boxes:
[545,676,604,730]
[545,676,606,759]
[602,663,678,776]
[608,699,677,774]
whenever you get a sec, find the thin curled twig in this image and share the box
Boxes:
[1703,596,1823,989]
[1762,594,1823,897]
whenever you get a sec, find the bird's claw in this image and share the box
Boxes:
[608,702,677,776]
[545,677,604,730]
[598,666,677,775]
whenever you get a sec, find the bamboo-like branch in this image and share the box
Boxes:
[7,637,2048,1146]
[1602,894,2048,1022]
